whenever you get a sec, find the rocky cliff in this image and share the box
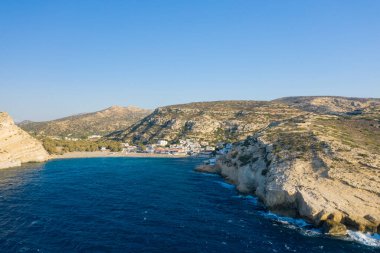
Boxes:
[197,97,380,235]
[19,105,151,138]
[108,101,303,144]
[0,112,49,169]
[109,97,380,145]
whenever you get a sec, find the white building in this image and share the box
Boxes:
[157,140,168,146]
[65,137,79,141]
[200,141,209,147]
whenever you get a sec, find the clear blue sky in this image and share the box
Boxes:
[0,0,379,121]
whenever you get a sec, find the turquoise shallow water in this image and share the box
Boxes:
[0,157,378,253]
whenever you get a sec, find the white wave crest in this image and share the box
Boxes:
[346,231,380,247]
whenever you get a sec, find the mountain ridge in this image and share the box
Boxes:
[19,105,152,138]
[108,96,380,145]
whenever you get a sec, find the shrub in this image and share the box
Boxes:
[238,154,252,166]
[261,169,268,176]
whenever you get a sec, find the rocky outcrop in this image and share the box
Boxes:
[0,112,49,169]
[198,111,380,235]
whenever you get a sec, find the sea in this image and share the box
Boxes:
[0,157,379,252]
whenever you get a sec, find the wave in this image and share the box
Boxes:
[211,176,380,248]
[259,211,380,247]
[200,173,218,177]
[258,211,321,236]
[346,231,380,247]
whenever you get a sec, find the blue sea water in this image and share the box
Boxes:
[0,157,378,253]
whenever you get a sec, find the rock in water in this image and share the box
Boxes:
[322,219,347,236]
[0,112,49,169]
[195,164,219,173]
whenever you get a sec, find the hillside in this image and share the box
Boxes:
[196,97,380,235]
[19,106,151,138]
[0,112,49,169]
[275,96,380,115]
[108,101,304,144]
[108,97,380,145]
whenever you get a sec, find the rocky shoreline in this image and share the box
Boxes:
[196,160,379,237]
[196,114,380,237]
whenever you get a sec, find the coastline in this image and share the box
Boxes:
[49,151,189,160]
[196,165,380,247]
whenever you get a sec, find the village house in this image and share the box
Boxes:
[157,140,168,146]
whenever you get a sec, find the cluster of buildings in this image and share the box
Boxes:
[54,133,234,158]
[121,139,233,157]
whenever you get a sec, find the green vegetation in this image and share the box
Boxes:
[41,138,123,155]
[238,154,252,166]
[315,117,380,154]
[230,150,238,159]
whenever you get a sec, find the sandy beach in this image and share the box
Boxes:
[49,151,188,160]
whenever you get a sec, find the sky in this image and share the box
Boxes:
[0,0,379,121]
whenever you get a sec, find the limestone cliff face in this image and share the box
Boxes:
[0,112,49,169]
[199,111,380,234]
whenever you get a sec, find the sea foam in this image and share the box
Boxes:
[211,176,380,248]
[260,211,380,247]
[346,231,380,247]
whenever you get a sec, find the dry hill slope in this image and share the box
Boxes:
[108,101,304,144]
[197,96,380,235]
[275,96,380,115]
[19,106,151,138]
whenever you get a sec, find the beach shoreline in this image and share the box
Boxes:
[49,151,189,160]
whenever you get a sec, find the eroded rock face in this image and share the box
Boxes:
[0,112,49,169]
[322,219,347,236]
[208,112,380,235]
